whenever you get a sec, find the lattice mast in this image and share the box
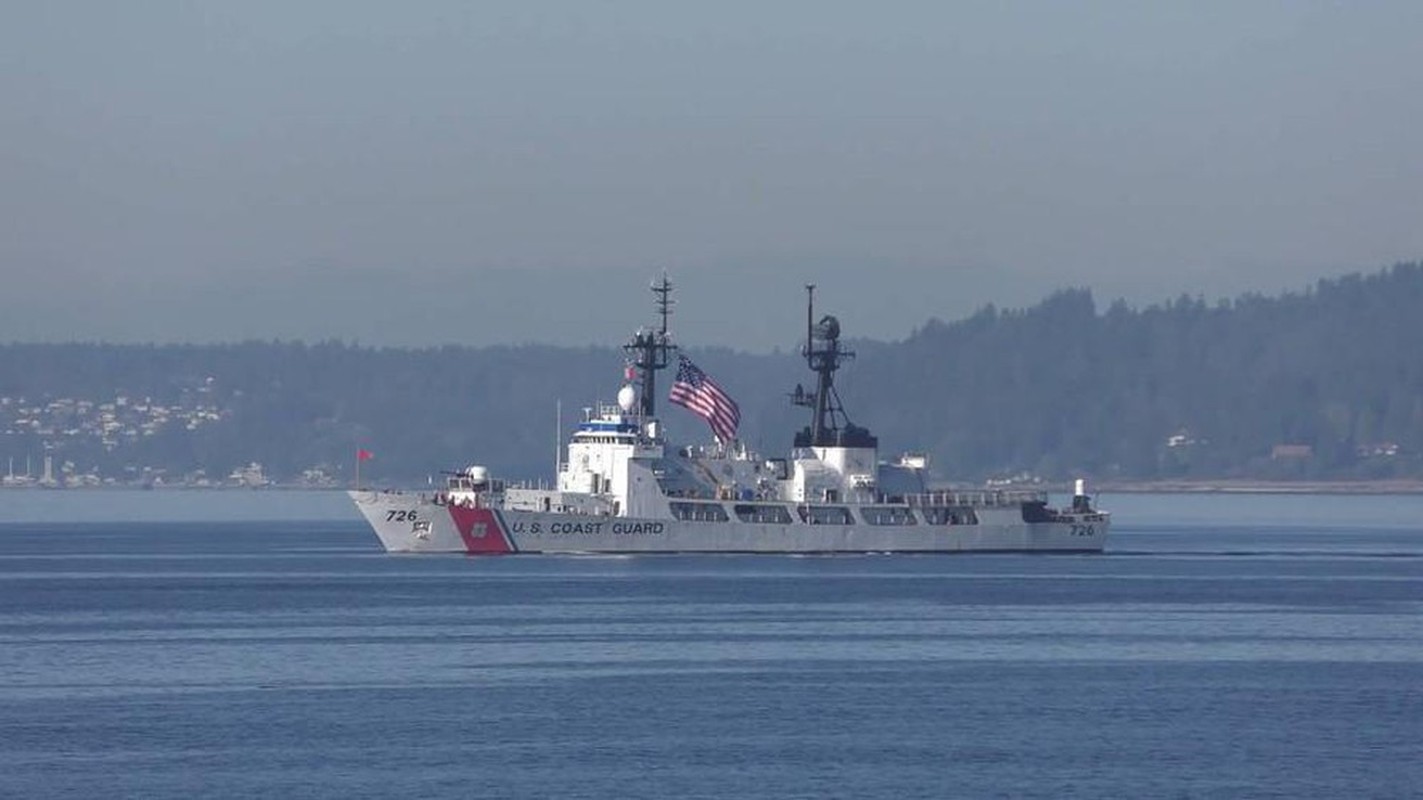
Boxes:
[623,274,677,418]
[791,284,861,446]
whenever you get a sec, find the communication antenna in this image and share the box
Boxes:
[622,273,677,418]
[654,275,674,341]
[791,284,874,448]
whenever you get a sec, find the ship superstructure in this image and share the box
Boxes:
[351,280,1109,554]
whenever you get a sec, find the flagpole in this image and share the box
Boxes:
[354,448,374,490]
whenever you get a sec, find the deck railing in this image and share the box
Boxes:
[903,489,1047,507]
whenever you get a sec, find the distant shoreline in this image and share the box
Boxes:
[1096,479,1423,495]
[0,484,346,492]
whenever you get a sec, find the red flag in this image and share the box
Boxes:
[357,448,374,461]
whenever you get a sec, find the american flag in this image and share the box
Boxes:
[669,355,740,442]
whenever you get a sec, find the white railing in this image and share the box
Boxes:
[903,489,1047,507]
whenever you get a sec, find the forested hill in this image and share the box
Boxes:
[3,263,1422,486]
[848,262,1423,482]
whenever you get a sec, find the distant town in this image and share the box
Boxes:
[1,386,339,489]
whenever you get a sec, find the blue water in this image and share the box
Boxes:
[2,492,1421,798]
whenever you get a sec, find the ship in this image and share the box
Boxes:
[350,279,1109,554]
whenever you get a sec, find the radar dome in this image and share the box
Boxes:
[617,384,637,412]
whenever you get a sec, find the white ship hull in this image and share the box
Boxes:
[349,281,1112,556]
[350,490,1108,554]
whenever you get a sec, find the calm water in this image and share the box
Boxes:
[1,491,1421,798]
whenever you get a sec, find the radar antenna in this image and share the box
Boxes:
[791,285,877,448]
[623,273,677,418]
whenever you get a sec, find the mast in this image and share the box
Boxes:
[791,285,875,448]
[623,274,676,418]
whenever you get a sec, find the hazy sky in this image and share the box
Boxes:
[4,2,1421,351]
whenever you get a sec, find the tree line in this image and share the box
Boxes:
[2,262,1421,485]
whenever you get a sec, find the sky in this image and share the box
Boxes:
[3,2,1421,351]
